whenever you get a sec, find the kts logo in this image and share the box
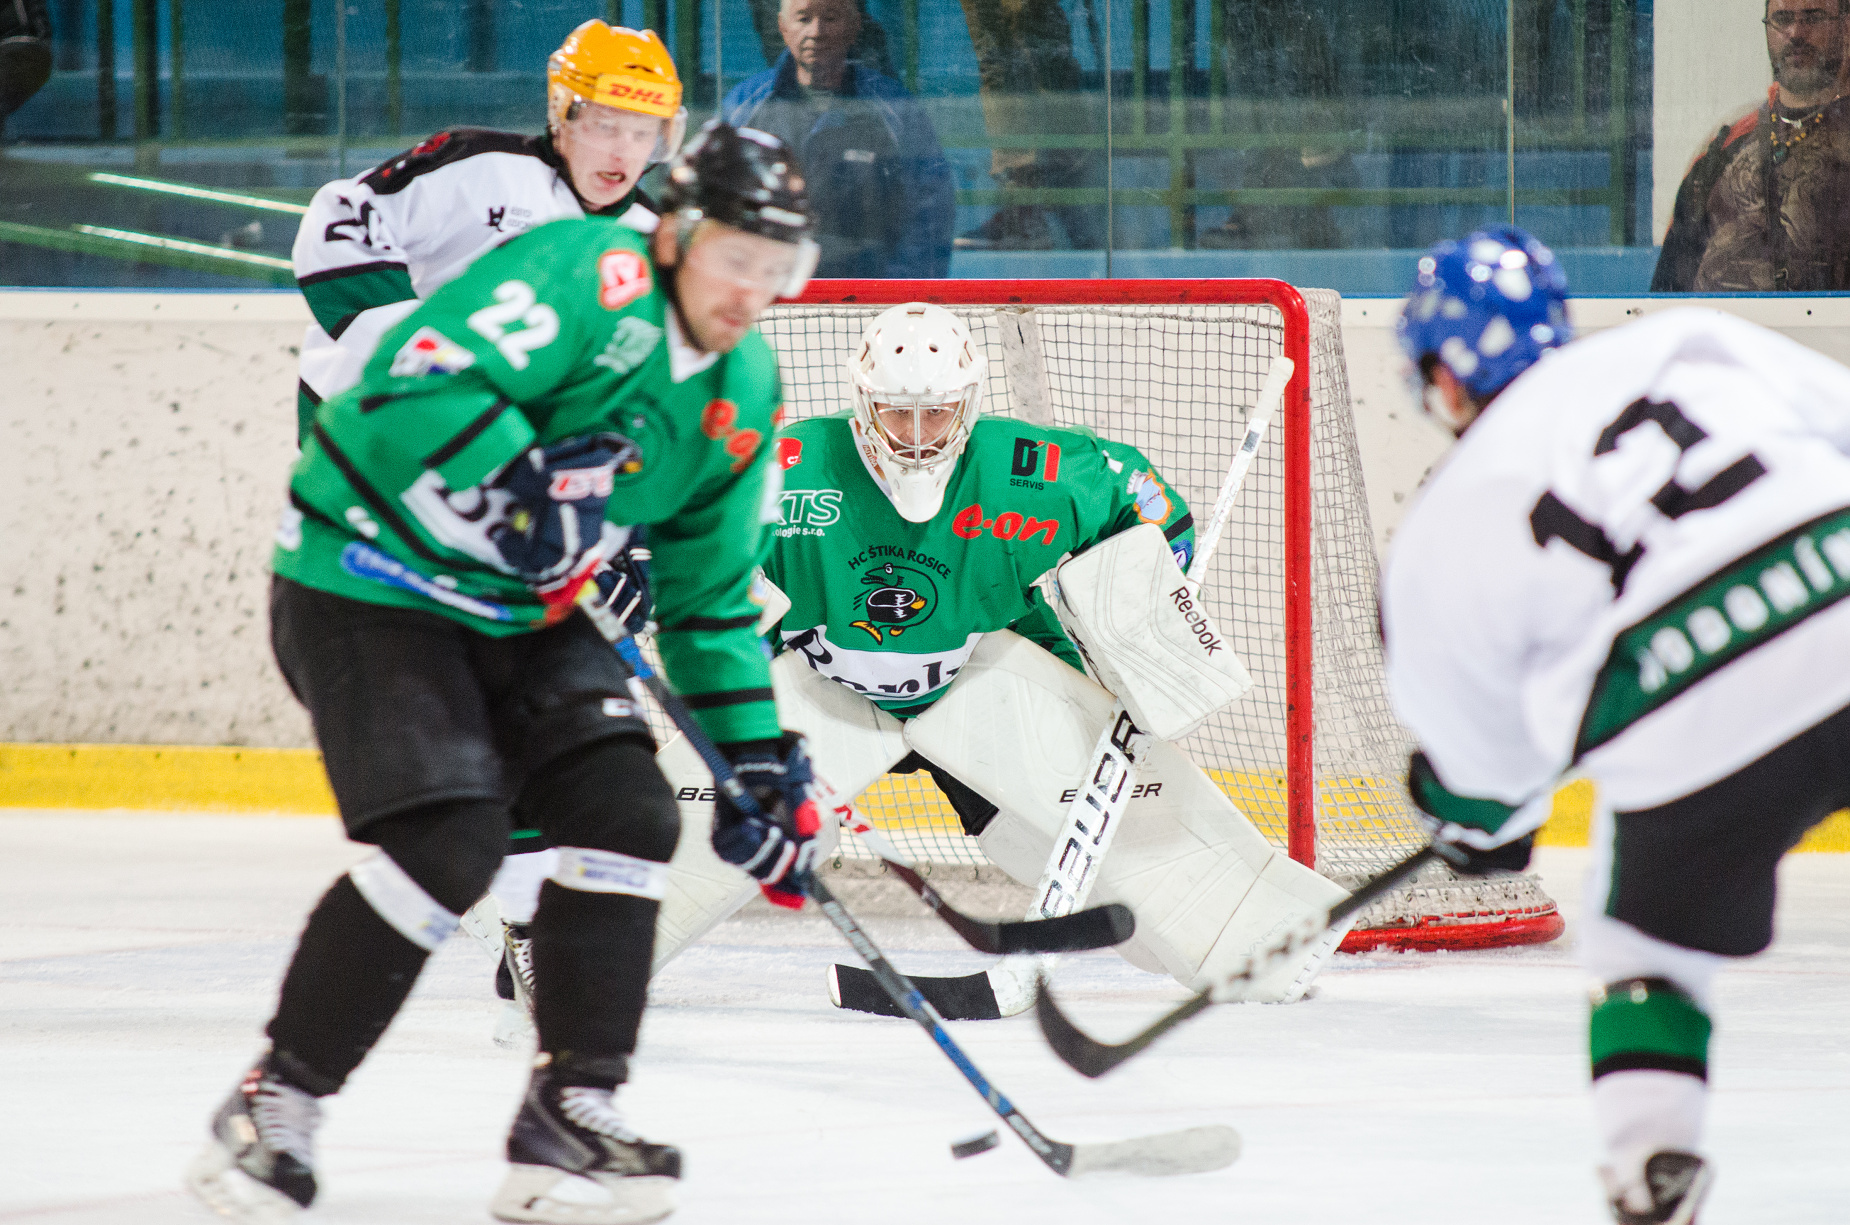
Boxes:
[853,562,937,642]
[951,502,1060,545]
[700,399,763,473]
[597,249,652,310]
[777,437,804,469]
[1010,436,1063,486]
[780,488,842,526]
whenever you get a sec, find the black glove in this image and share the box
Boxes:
[1430,830,1535,877]
[711,732,823,909]
[1407,749,1536,877]
[490,433,635,589]
[593,530,652,637]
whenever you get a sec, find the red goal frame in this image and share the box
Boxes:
[793,279,1318,869]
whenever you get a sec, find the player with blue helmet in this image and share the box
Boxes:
[1384,225,1850,1223]
[1397,224,1572,433]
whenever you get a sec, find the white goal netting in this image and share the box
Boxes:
[663,286,1559,949]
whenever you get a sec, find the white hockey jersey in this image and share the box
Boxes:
[291,127,657,434]
[1383,308,1850,823]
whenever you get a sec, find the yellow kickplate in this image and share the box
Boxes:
[0,744,336,814]
[1538,776,1850,852]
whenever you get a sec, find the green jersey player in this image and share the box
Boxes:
[640,303,1352,1020]
[188,124,825,1225]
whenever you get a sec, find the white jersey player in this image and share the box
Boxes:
[290,19,686,438]
[1386,225,1850,1224]
[619,303,1351,1021]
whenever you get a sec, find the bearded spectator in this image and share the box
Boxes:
[1654,0,1850,291]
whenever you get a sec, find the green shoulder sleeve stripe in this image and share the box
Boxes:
[299,260,416,335]
[1406,750,1518,834]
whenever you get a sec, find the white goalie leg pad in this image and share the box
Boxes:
[904,630,1348,1001]
[650,653,908,973]
[348,850,462,952]
[1046,522,1254,741]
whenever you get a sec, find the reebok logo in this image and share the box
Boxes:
[1168,586,1224,654]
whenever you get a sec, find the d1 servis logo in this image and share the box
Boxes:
[852,562,937,643]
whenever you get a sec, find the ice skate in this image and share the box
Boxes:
[491,1060,681,1224]
[493,922,538,1050]
[185,1059,323,1222]
[1608,1151,1712,1225]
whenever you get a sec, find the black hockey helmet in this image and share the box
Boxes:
[659,120,818,296]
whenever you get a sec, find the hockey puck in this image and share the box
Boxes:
[950,1130,1000,1160]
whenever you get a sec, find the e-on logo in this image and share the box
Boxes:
[853,562,937,643]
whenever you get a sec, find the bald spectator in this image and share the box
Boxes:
[724,0,954,278]
[1654,0,1850,291]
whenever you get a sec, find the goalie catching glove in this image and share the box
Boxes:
[712,732,824,908]
[1406,749,1537,876]
[489,432,636,614]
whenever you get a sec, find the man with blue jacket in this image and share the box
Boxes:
[723,0,954,278]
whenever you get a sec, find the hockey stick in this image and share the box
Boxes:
[1035,845,1440,1078]
[837,361,1292,1020]
[337,540,1136,959]
[573,596,1237,1177]
[829,709,1144,1019]
[836,806,1135,956]
[1185,353,1294,585]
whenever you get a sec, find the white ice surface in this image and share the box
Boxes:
[2,812,1847,1223]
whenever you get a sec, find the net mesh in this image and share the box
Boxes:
[643,287,1558,942]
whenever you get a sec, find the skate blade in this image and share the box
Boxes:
[493,1000,536,1051]
[185,1141,304,1223]
[490,1164,676,1224]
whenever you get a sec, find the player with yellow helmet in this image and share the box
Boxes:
[291,20,687,438]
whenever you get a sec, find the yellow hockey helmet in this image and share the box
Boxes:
[547,21,686,158]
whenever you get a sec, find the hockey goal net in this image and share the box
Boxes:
[752,279,1562,953]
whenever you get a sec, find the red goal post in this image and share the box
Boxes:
[771,278,1563,953]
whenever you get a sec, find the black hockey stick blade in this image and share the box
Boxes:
[1037,846,1442,1078]
[830,964,1002,1020]
[883,858,1135,954]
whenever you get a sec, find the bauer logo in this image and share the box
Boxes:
[389,326,476,377]
[777,437,804,469]
[597,249,652,310]
[1168,586,1225,654]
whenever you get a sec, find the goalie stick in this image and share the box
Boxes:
[338,541,1134,959]
[1035,846,1441,1078]
[834,354,1295,1020]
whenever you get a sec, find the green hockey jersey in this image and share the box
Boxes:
[763,413,1194,717]
[274,217,783,744]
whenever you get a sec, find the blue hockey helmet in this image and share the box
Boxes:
[1398,225,1572,400]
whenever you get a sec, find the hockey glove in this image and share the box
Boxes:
[490,433,637,614]
[711,732,823,909]
[592,530,653,637]
[1407,749,1536,876]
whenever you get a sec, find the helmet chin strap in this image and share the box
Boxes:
[655,226,707,355]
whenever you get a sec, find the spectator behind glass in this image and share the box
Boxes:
[1654,0,1850,291]
[953,0,1103,252]
[723,0,955,279]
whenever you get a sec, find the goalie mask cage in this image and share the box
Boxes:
[753,279,1562,954]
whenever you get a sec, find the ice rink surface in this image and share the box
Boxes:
[2,812,1846,1224]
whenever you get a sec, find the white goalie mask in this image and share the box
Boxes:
[847,303,986,523]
